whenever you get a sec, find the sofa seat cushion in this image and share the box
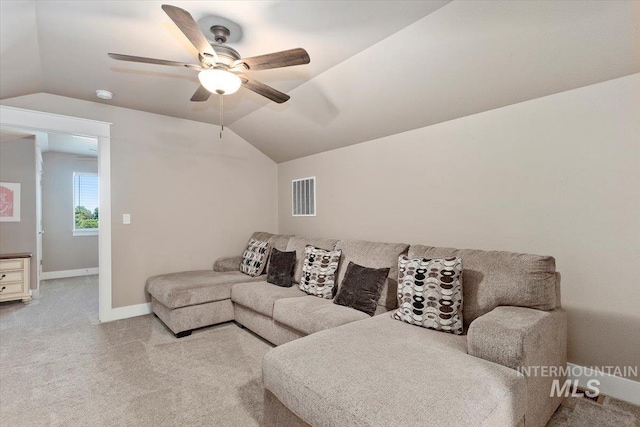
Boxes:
[231,281,308,317]
[146,270,263,309]
[263,315,526,427]
[273,296,369,336]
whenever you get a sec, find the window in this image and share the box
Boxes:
[292,177,316,216]
[73,172,99,236]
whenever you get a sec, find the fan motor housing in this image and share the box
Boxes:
[200,43,241,68]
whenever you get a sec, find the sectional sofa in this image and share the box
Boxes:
[146,231,567,427]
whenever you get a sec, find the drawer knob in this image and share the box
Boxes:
[0,274,5,280]
[0,286,5,292]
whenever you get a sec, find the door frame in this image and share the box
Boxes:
[35,141,43,296]
[0,105,113,322]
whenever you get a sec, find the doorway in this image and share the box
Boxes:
[0,105,112,321]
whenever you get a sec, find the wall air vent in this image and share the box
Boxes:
[292,177,316,217]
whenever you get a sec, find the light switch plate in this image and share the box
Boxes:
[123,214,131,225]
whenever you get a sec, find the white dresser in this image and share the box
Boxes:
[0,253,32,304]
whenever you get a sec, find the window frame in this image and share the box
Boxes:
[72,172,99,237]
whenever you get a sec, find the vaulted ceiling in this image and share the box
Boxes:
[2,1,639,162]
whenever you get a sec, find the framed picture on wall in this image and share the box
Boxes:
[0,182,21,222]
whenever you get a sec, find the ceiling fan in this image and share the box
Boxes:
[108,4,310,105]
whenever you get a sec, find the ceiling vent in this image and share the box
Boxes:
[292,177,316,217]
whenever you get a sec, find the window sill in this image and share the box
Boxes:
[73,229,99,237]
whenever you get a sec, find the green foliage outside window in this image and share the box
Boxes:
[75,206,99,229]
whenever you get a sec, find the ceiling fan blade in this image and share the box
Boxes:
[161,4,219,63]
[108,53,202,70]
[233,48,310,71]
[239,75,290,104]
[190,85,211,102]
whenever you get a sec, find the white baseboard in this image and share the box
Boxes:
[41,268,99,280]
[102,302,152,322]
[567,363,640,406]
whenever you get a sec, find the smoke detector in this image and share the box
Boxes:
[96,90,113,100]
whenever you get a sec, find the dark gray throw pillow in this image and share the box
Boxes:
[333,262,390,316]
[267,249,296,287]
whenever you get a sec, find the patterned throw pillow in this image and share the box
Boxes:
[392,255,464,335]
[240,239,271,277]
[299,245,342,298]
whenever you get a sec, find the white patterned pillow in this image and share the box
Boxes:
[240,239,271,277]
[392,255,464,335]
[299,246,342,299]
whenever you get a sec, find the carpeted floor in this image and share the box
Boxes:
[548,394,640,427]
[0,276,638,426]
[0,276,271,426]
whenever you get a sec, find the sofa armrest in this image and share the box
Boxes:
[468,306,567,427]
[213,255,243,272]
[468,306,566,370]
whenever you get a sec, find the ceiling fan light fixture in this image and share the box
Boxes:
[198,69,241,95]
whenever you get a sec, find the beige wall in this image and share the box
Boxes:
[42,151,99,272]
[0,137,38,289]
[278,74,640,379]
[3,94,278,308]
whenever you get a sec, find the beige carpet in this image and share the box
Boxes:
[548,394,640,427]
[1,276,638,426]
[0,276,271,426]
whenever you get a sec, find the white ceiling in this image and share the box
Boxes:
[46,133,98,157]
[1,1,639,162]
[0,1,447,123]
[0,126,97,156]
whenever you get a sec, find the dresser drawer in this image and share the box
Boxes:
[0,259,24,271]
[0,282,24,296]
[0,270,24,283]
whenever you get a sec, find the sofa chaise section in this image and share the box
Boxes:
[263,314,528,427]
[147,270,263,337]
[408,244,565,427]
[146,231,290,337]
[263,243,566,427]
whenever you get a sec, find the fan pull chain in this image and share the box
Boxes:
[219,94,224,139]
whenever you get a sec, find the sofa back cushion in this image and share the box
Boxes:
[335,240,409,310]
[268,234,293,252]
[408,245,557,326]
[249,231,274,244]
[286,236,339,283]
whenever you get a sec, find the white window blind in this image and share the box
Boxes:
[73,172,99,231]
[292,177,316,216]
